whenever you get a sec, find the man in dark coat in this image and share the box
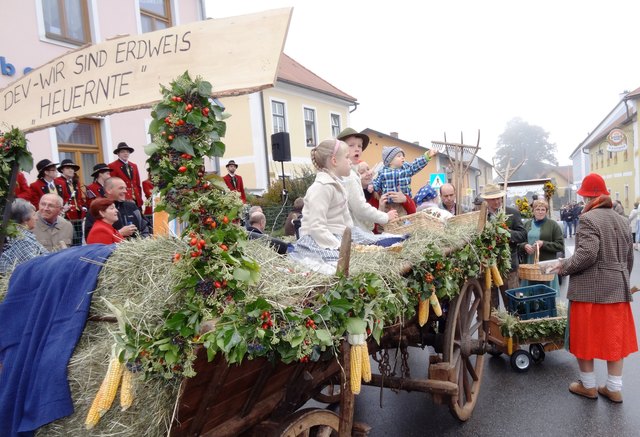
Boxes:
[108,142,143,208]
[481,183,528,309]
[84,177,150,240]
[246,212,288,255]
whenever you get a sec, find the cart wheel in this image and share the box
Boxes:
[278,408,340,437]
[312,375,342,404]
[443,278,486,422]
[510,350,531,372]
[529,344,545,364]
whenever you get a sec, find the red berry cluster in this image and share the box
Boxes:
[305,319,317,330]
[260,311,273,329]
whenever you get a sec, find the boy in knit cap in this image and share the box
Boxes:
[371,146,436,200]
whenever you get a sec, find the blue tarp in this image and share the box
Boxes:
[0,244,115,437]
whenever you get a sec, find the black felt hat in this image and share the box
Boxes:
[36,159,58,177]
[113,142,135,154]
[57,159,80,172]
[91,163,111,178]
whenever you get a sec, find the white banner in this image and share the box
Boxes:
[0,8,292,133]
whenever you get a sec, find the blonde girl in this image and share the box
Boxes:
[292,139,353,263]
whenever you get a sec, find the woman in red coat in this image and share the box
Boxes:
[86,198,124,244]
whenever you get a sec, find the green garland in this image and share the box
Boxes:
[0,126,33,239]
[112,72,513,380]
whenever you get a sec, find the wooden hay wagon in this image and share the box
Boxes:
[165,206,496,435]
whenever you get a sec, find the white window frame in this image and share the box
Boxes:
[330,113,341,138]
[271,100,287,134]
[303,106,317,148]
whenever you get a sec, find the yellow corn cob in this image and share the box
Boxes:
[350,344,362,394]
[361,343,371,383]
[418,297,429,327]
[120,367,135,411]
[85,355,124,429]
[507,337,513,355]
[484,267,492,290]
[490,264,504,287]
[429,292,442,317]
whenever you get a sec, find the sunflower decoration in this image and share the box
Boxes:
[543,181,556,199]
[515,197,532,218]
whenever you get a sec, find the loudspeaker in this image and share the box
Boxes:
[271,132,291,162]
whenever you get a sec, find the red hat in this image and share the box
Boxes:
[577,173,609,197]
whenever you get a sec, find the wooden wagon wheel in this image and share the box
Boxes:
[312,374,342,404]
[278,408,340,437]
[442,278,486,421]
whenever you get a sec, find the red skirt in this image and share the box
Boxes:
[569,301,638,361]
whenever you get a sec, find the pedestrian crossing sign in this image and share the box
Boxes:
[429,173,446,189]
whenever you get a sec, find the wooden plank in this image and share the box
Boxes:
[241,360,276,417]
[186,364,230,436]
[0,8,292,132]
[365,373,458,396]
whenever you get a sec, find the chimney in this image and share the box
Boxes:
[390,131,398,138]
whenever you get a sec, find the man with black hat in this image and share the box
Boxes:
[480,183,527,309]
[85,163,111,208]
[54,159,85,220]
[223,160,246,203]
[108,142,143,208]
[28,159,62,210]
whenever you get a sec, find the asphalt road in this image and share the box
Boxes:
[349,238,640,437]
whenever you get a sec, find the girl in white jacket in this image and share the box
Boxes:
[293,139,354,263]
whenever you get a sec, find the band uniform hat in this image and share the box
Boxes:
[57,158,80,172]
[577,172,609,197]
[113,141,135,154]
[480,183,506,199]
[36,159,59,177]
[337,127,370,151]
[226,160,238,168]
[382,146,403,167]
[91,163,111,178]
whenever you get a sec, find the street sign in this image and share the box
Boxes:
[429,173,446,189]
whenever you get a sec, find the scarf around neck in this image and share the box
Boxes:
[582,195,612,213]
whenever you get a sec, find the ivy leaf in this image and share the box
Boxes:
[233,267,251,282]
[171,136,194,155]
[197,80,212,97]
[144,142,160,155]
[346,317,367,335]
[315,329,332,345]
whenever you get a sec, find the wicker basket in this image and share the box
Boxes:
[448,209,487,233]
[383,210,445,234]
[518,247,555,282]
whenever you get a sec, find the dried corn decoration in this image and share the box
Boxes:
[348,333,370,394]
[85,353,124,429]
[490,264,504,287]
[418,297,429,327]
[484,267,492,290]
[120,366,136,411]
[429,292,442,317]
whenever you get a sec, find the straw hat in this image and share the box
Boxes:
[480,183,506,199]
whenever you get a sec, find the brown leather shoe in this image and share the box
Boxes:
[598,386,623,403]
[569,381,597,399]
